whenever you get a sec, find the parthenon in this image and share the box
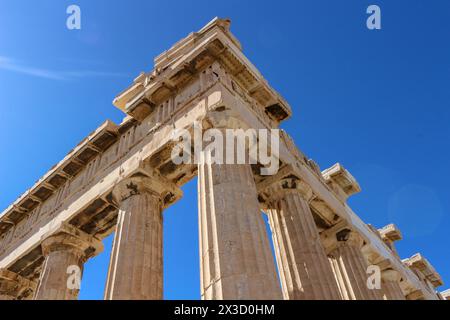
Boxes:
[0,17,446,300]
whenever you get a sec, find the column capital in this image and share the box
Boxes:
[204,105,251,130]
[382,269,402,282]
[335,228,364,248]
[381,269,402,282]
[380,268,406,300]
[0,269,37,300]
[406,289,425,300]
[266,176,313,203]
[257,166,314,208]
[112,168,182,208]
[40,223,103,261]
[371,257,394,270]
[321,222,366,254]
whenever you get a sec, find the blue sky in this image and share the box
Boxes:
[0,0,449,299]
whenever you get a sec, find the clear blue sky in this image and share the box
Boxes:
[0,0,449,299]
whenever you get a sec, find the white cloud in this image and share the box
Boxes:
[0,55,128,80]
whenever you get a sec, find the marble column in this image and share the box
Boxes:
[328,229,383,300]
[381,269,405,300]
[0,269,36,300]
[104,173,181,300]
[34,224,103,300]
[265,177,341,300]
[198,151,282,300]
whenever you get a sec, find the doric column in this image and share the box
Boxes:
[263,176,341,300]
[34,224,103,300]
[197,108,281,300]
[381,269,405,300]
[198,154,281,299]
[326,228,383,300]
[104,171,181,300]
[0,269,36,300]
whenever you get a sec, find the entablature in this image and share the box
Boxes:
[0,121,119,236]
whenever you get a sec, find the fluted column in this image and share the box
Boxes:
[264,177,341,300]
[0,269,36,300]
[198,152,282,299]
[328,229,383,300]
[104,172,181,300]
[34,224,103,300]
[381,269,405,300]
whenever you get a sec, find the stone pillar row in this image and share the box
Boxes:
[0,104,407,300]
[1,168,407,300]
[0,169,182,301]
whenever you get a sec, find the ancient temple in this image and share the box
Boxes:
[0,18,446,300]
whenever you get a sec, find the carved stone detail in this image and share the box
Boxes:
[0,269,37,300]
